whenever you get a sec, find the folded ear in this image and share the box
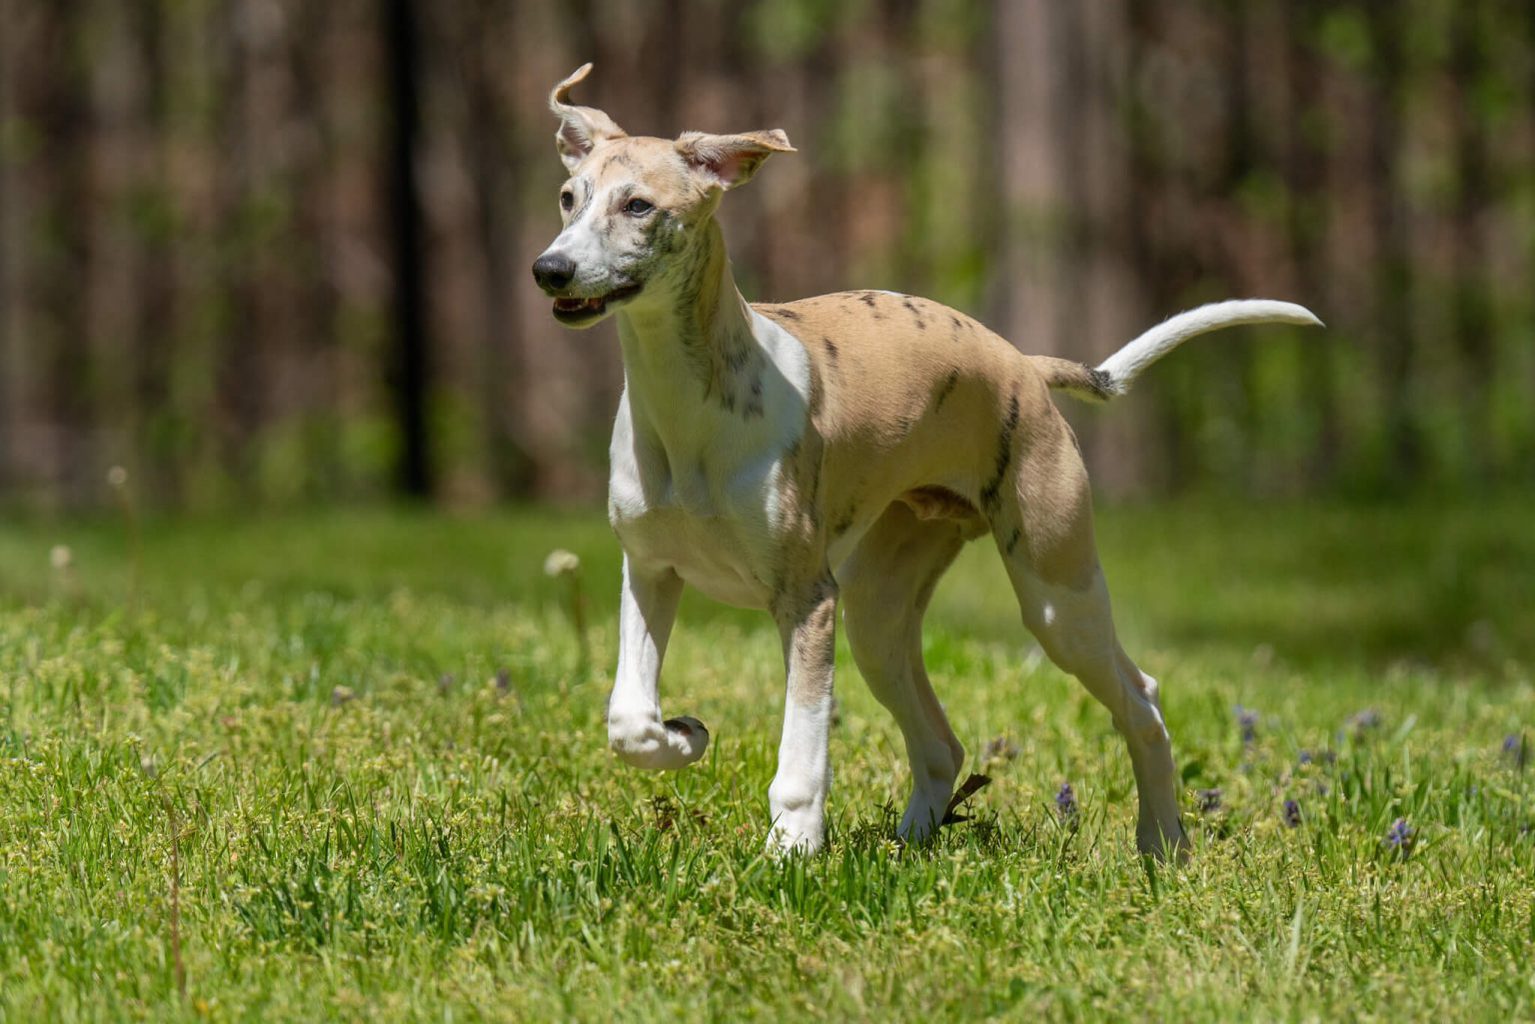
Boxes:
[550,63,627,172]
[674,130,795,191]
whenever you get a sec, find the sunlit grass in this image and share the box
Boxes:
[1,498,1532,1020]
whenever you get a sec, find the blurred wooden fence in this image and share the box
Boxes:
[0,0,1531,510]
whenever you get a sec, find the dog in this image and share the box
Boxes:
[531,64,1321,858]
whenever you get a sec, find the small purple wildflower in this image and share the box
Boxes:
[1197,788,1223,814]
[1504,733,1527,771]
[1055,782,1078,821]
[1236,705,1258,745]
[1281,799,1301,828]
[1298,750,1313,765]
[1383,817,1415,857]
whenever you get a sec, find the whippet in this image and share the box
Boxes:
[531,64,1321,859]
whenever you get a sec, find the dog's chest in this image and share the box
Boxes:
[607,398,800,611]
[607,309,817,609]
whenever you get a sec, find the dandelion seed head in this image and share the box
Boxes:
[983,736,1020,763]
[543,549,581,577]
[1349,709,1383,733]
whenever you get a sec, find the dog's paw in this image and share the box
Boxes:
[608,709,710,770]
[765,817,824,857]
[765,787,826,856]
[1137,819,1192,865]
[663,716,710,764]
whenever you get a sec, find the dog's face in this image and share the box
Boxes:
[532,64,793,328]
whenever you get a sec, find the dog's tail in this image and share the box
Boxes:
[1038,299,1323,403]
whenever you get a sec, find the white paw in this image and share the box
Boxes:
[607,711,709,770]
[1137,818,1191,864]
[766,812,825,856]
[661,716,710,764]
[896,773,960,843]
[897,801,947,844]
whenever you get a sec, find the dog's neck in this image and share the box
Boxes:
[616,218,769,445]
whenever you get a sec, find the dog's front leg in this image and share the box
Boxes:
[606,557,709,770]
[766,577,838,854]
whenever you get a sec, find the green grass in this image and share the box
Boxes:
[1,497,1532,1021]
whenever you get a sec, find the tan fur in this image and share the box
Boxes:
[753,293,1093,582]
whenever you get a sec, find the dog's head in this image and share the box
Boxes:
[531,64,794,328]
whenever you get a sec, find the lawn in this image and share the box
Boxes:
[1,498,1532,1021]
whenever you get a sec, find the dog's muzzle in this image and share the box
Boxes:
[532,252,643,325]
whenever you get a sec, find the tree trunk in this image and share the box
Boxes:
[465,0,535,498]
[36,0,95,508]
[289,2,344,500]
[132,0,181,506]
[1363,0,1418,486]
[1284,0,1339,487]
[993,0,1066,356]
[213,0,261,500]
[1449,0,1492,483]
[385,0,433,498]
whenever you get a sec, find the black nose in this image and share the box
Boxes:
[532,253,576,291]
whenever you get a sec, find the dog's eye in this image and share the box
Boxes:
[625,198,654,216]
[560,190,575,211]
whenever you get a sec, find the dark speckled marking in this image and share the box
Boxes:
[859,293,877,308]
[600,150,638,173]
[901,298,927,331]
[980,391,1021,512]
[774,307,801,321]
[934,369,959,411]
[1004,526,1022,556]
[831,512,854,537]
[742,374,765,418]
[823,337,839,365]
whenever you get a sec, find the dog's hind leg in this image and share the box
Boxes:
[990,416,1188,860]
[838,501,969,842]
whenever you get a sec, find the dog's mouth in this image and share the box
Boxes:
[551,283,642,324]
